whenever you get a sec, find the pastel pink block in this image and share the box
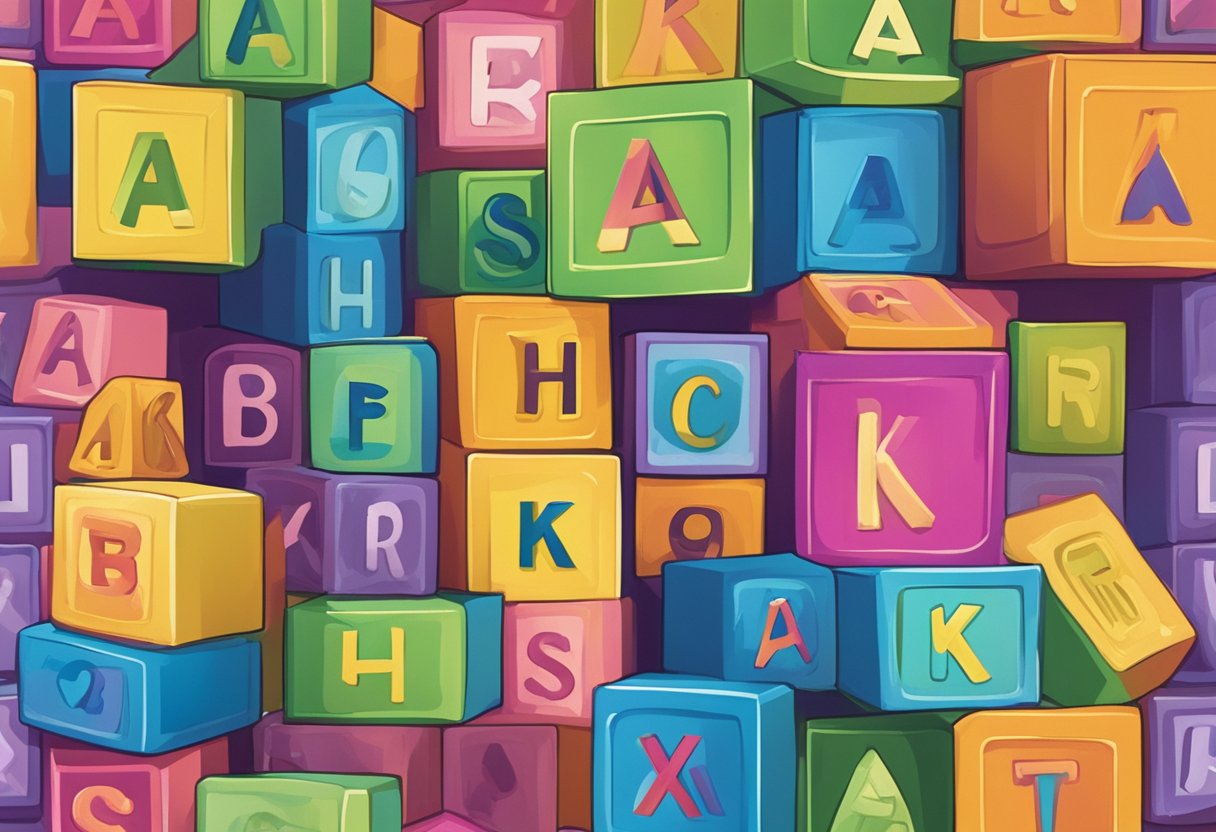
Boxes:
[794,350,1008,567]
[254,711,442,824]
[442,724,557,832]
[0,208,73,283]
[12,295,167,408]
[45,0,196,66]
[406,814,492,832]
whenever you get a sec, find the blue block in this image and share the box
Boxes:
[663,554,835,691]
[835,566,1042,711]
[0,407,54,534]
[220,224,403,347]
[18,622,260,753]
[756,107,959,288]
[594,674,794,832]
[283,85,414,235]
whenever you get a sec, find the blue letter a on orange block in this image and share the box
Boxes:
[1119,109,1191,226]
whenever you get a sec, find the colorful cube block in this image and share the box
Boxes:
[0,545,40,673]
[1145,279,1216,405]
[67,377,188,479]
[203,341,303,468]
[953,0,1139,65]
[1127,407,1216,545]
[634,478,765,578]
[45,0,196,66]
[197,774,401,832]
[0,61,35,269]
[0,684,39,817]
[0,410,54,533]
[0,0,39,48]
[442,724,557,832]
[370,8,422,109]
[1144,0,1216,51]
[795,351,1008,566]
[1143,688,1216,824]
[1145,544,1216,684]
[1006,452,1125,519]
[1004,494,1196,704]
[285,593,502,723]
[596,0,737,87]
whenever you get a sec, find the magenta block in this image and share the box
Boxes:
[0,209,72,282]
[406,814,491,832]
[1143,688,1216,824]
[795,351,1008,567]
[1146,544,1216,684]
[44,0,195,66]
[0,0,39,48]
[204,342,303,469]
[0,685,39,818]
[1006,452,1124,520]
[442,724,557,832]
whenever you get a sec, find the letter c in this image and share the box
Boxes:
[672,374,722,450]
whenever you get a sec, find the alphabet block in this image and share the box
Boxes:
[1143,688,1216,824]
[741,0,959,104]
[593,674,794,831]
[836,565,1041,710]
[1127,407,1216,545]
[0,684,39,817]
[0,0,39,48]
[259,511,286,713]
[0,207,74,283]
[1006,452,1125,519]
[247,467,438,594]
[253,712,441,823]
[1144,279,1216,405]
[625,333,767,475]
[370,8,422,110]
[953,0,1138,65]
[664,554,836,691]
[52,481,263,646]
[757,109,959,284]
[966,54,1216,279]
[197,774,401,832]
[45,0,196,66]
[954,707,1141,832]
[443,724,557,832]
[73,81,282,270]
[18,622,260,753]
[415,297,611,449]
[1144,545,1216,684]
[795,351,1008,566]
[596,0,737,87]
[204,341,303,468]
[634,478,764,578]
[67,377,188,479]
[0,410,54,533]
[1146,0,1216,50]
[548,80,754,298]
[0,545,39,673]
[415,170,546,295]
[1004,494,1196,704]
[284,593,502,723]
[14,295,167,408]
[0,61,35,269]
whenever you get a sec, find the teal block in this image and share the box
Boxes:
[197,773,402,832]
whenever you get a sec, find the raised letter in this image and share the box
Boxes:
[521,341,577,416]
[829,155,920,250]
[348,381,388,452]
[112,133,193,229]
[330,128,393,221]
[1119,109,1192,226]
[1002,0,1077,15]
[930,603,991,683]
[0,444,28,514]
[598,138,699,253]
[69,0,139,39]
[754,598,812,669]
[1046,354,1099,430]
[1013,760,1079,832]
[142,390,186,473]
[523,631,576,700]
[623,0,723,78]
[519,501,575,569]
[470,35,542,126]
[226,0,294,67]
[830,749,915,832]
[1183,724,1216,794]
[341,627,405,703]
[853,0,922,60]
[473,193,540,279]
[222,364,279,448]
[1199,441,1216,514]
[323,257,375,332]
[668,507,723,560]
[366,501,406,578]
[671,374,724,450]
[84,517,140,596]
[72,786,134,832]
[856,407,934,531]
[39,312,92,386]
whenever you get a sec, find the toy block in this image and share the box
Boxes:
[1144,544,1216,684]
[803,714,953,832]
[45,0,195,66]
[0,207,75,283]
[951,287,1018,347]
[1144,279,1216,405]
[757,109,959,285]
[73,81,282,271]
[308,339,438,473]
[1143,688,1216,824]
[1004,494,1196,704]
[1127,407,1216,545]
[0,61,35,270]
[1007,452,1125,519]
[415,297,611,449]
[557,726,592,830]
[50,737,227,832]
[67,377,188,479]
[375,0,462,24]
[593,674,794,831]
[0,0,39,48]
[258,512,286,712]
[596,0,737,87]
[254,712,441,823]
[664,554,836,691]
[0,410,54,533]
[415,170,546,296]
[283,86,413,235]
[624,333,767,475]
[417,1,592,172]
[0,545,39,673]
[18,622,260,753]
[443,724,557,832]
[953,0,1138,66]
[0,683,39,817]
[52,480,263,646]
[795,351,1008,567]
[204,341,303,469]
[1011,322,1126,454]
[967,55,1216,279]
[954,707,1141,832]
[741,0,959,105]
[370,8,423,110]
[285,593,502,724]
[1146,0,1216,50]
[197,774,401,832]
[548,80,754,298]
[406,815,490,832]
[836,565,1041,710]
[459,453,621,602]
[634,478,764,578]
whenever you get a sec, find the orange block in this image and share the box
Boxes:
[68,377,188,480]
[955,0,1139,48]
[634,478,764,577]
[0,60,36,268]
[370,8,423,110]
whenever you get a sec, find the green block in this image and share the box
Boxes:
[415,170,547,296]
[1010,321,1127,454]
[284,593,503,724]
[548,79,755,299]
[742,0,960,105]
[197,773,401,832]
[1039,589,1133,706]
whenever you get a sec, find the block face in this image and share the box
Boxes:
[204,343,303,467]
[1006,453,1125,520]
[0,415,54,533]
[0,0,39,48]
[1151,279,1216,404]
[0,61,36,269]
[1144,544,1216,684]
[596,0,738,87]
[370,8,423,109]
[1127,407,1216,545]
[1145,0,1216,50]
[331,476,438,594]
[442,725,558,832]
[46,0,195,66]
[633,478,765,578]
[954,0,1138,46]
[1143,689,1216,823]
[548,80,754,298]
[246,467,329,592]
[197,774,402,832]
[795,351,1008,566]
[68,377,189,479]
[0,546,40,673]
[0,691,39,814]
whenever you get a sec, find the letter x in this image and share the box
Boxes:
[636,734,702,817]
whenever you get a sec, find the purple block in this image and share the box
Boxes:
[1127,407,1216,546]
[247,467,438,595]
[442,724,557,832]
[0,0,40,49]
[1145,0,1216,51]
[0,410,53,535]
[204,343,304,469]
[1143,688,1216,824]
[1006,452,1124,520]
[0,546,39,674]
[0,686,39,818]
[1146,544,1216,684]
[1145,280,1216,405]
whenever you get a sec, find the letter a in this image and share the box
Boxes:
[69,0,139,39]
[226,0,294,68]
[112,133,194,229]
[1119,109,1192,226]
[39,312,92,387]
[754,598,812,669]
[856,407,934,531]
[623,0,723,78]
[829,155,920,250]
[598,138,699,253]
[853,0,922,61]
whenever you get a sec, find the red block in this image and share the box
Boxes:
[442,724,557,832]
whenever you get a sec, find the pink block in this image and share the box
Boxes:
[44,0,196,66]
[442,725,557,832]
[12,294,168,408]
[794,351,1009,567]
[0,208,73,283]
[253,712,442,824]
[406,814,492,832]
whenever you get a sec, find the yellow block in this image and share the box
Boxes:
[370,8,423,110]
[68,377,189,480]
[466,453,621,602]
[52,481,264,646]
[0,60,36,267]
[634,477,764,577]
[597,0,738,87]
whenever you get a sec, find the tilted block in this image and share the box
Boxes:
[0,411,54,533]
[1005,494,1196,704]
[0,61,35,269]
[415,170,546,296]
[836,565,1042,710]
[198,774,401,832]
[954,707,1141,832]
[415,297,611,449]
[73,81,282,270]
[795,351,1008,566]
[285,593,502,723]
[1143,688,1216,824]
[664,553,836,691]
[548,80,753,298]
[954,0,1138,65]
[52,481,263,645]
[68,377,188,479]
[370,8,422,110]
[0,684,39,817]
[1127,407,1216,545]
[309,339,438,473]
[443,724,557,832]
[967,55,1216,279]
[1006,452,1125,519]
[1145,544,1216,684]
[0,546,40,673]
[757,109,958,285]
[634,477,764,578]
[1143,0,1213,51]
[0,0,39,48]
[204,340,303,469]
[596,0,737,87]
[18,622,260,753]
[1145,279,1216,405]
[45,0,195,66]
[625,333,767,476]
[593,674,794,831]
